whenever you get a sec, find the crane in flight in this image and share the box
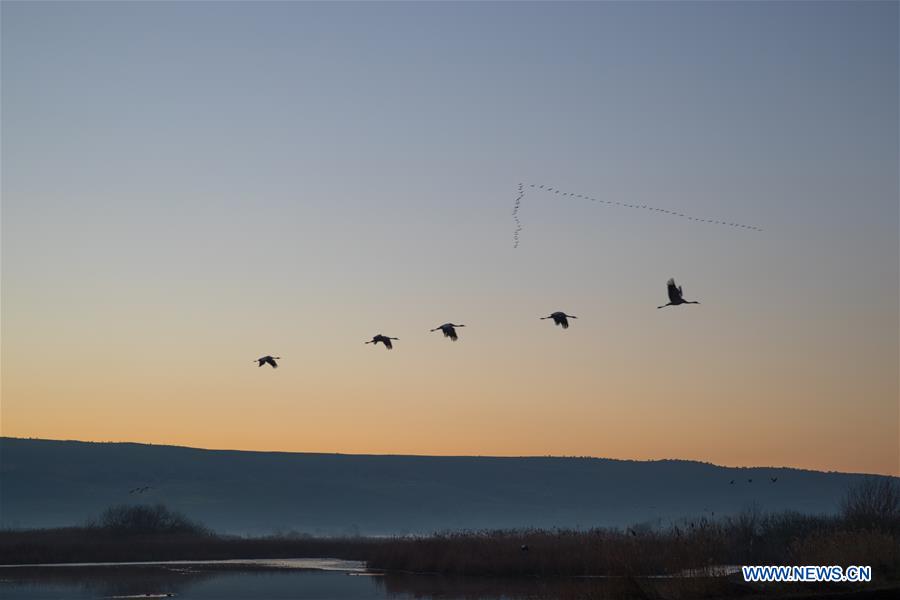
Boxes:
[366,334,399,350]
[255,356,280,368]
[541,312,577,329]
[431,323,465,341]
[657,278,700,309]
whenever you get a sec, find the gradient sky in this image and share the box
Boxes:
[2,1,897,476]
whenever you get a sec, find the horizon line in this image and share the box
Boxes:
[3,436,895,478]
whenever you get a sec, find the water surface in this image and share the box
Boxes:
[0,558,753,599]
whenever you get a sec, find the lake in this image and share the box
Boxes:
[6,559,378,599]
[0,557,733,600]
[16,558,878,600]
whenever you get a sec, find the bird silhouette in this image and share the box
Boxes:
[255,356,280,368]
[520,544,529,552]
[770,477,778,483]
[366,335,399,350]
[541,312,577,329]
[747,479,753,484]
[431,323,465,341]
[657,278,700,309]
[729,480,735,485]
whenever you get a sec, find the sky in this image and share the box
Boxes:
[2,1,897,476]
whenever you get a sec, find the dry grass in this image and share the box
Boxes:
[3,479,898,582]
[364,509,899,578]
[0,526,378,565]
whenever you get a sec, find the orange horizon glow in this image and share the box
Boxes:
[2,1,898,479]
[2,431,897,478]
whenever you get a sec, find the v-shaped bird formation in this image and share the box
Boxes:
[513,182,763,248]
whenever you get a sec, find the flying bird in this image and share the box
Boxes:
[255,356,280,368]
[366,335,399,350]
[770,477,778,483]
[541,312,577,329]
[657,278,700,309]
[747,479,753,484]
[431,323,465,341]
[729,480,735,485]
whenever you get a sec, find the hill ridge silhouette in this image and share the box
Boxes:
[1,437,891,536]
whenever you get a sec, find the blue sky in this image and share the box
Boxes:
[2,1,898,474]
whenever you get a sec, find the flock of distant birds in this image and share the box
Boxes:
[731,477,778,484]
[254,278,696,367]
[512,183,763,248]
[220,184,779,508]
[127,184,778,507]
[250,180,749,362]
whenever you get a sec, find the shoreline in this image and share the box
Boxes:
[2,560,899,600]
[0,557,367,571]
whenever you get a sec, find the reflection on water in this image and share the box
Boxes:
[1,562,379,600]
[0,559,742,600]
[4,558,367,572]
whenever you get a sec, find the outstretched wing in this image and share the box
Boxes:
[667,279,682,303]
[383,338,393,350]
[265,357,278,368]
[556,314,569,328]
